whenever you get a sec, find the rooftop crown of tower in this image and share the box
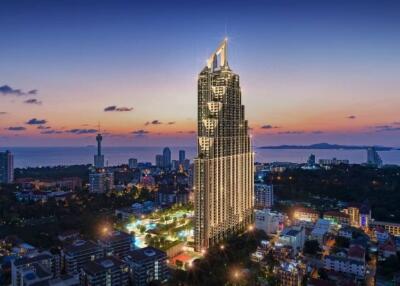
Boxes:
[206,38,228,70]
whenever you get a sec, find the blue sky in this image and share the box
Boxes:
[1,0,399,146]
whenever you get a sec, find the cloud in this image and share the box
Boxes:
[104,105,133,112]
[375,125,400,132]
[145,120,162,126]
[177,130,196,134]
[311,130,324,134]
[26,118,47,125]
[347,115,356,119]
[278,131,305,135]
[261,124,279,129]
[132,129,149,136]
[37,125,51,130]
[0,85,37,96]
[24,98,42,105]
[167,121,176,125]
[66,128,97,134]
[6,126,26,131]
[0,112,6,115]
[41,130,63,134]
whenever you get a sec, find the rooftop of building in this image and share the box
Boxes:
[82,256,125,275]
[323,210,350,219]
[124,246,166,262]
[348,245,365,259]
[281,227,303,237]
[324,255,364,266]
[14,252,52,267]
[294,207,319,215]
[98,231,131,243]
[63,240,99,255]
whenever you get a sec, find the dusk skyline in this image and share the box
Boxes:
[1,0,400,147]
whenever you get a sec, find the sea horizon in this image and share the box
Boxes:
[1,145,400,168]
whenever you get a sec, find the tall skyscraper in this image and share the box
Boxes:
[0,150,14,184]
[94,133,105,168]
[179,150,185,163]
[163,147,171,169]
[194,39,254,251]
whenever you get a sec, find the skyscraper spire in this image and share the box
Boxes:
[206,37,228,70]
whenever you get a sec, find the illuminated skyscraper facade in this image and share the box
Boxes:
[194,39,254,251]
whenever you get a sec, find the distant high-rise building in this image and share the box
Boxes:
[155,154,164,168]
[89,171,114,193]
[307,154,316,166]
[183,159,190,171]
[255,184,274,209]
[0,150,14,183]
[128,158,138,169]
[171,160,179,170]
[194,39,254,251]
[179,150,185,163]
[367,147,383,167]
[163,147,171,169]
[94,133,105,168]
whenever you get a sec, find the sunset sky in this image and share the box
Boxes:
[1,0,399,147]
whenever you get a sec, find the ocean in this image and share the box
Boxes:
[1,146,400,168]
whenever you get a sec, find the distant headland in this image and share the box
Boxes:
[258,143,396,151]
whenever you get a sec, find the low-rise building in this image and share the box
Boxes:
[63,240,103,277]
[344,203,371,229]
[98,231,132,258]
[310,219,332,245]
[370,220,400,236]
[254,184,274,209]
[293,207,319,223]
[80,256,129,286]
[277,261,303,286]
[374,226,390,243]
[323,255,365,278]
[123,247,168,286]
[338,226,354,239]
[255,209,285,235]
[277,226,305,254]
[11,251,58,286]
[348,244,365,263]
[323,211,349,226]
[379,240,397,258]
[89,171,114,193]
[318,158,349,166]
